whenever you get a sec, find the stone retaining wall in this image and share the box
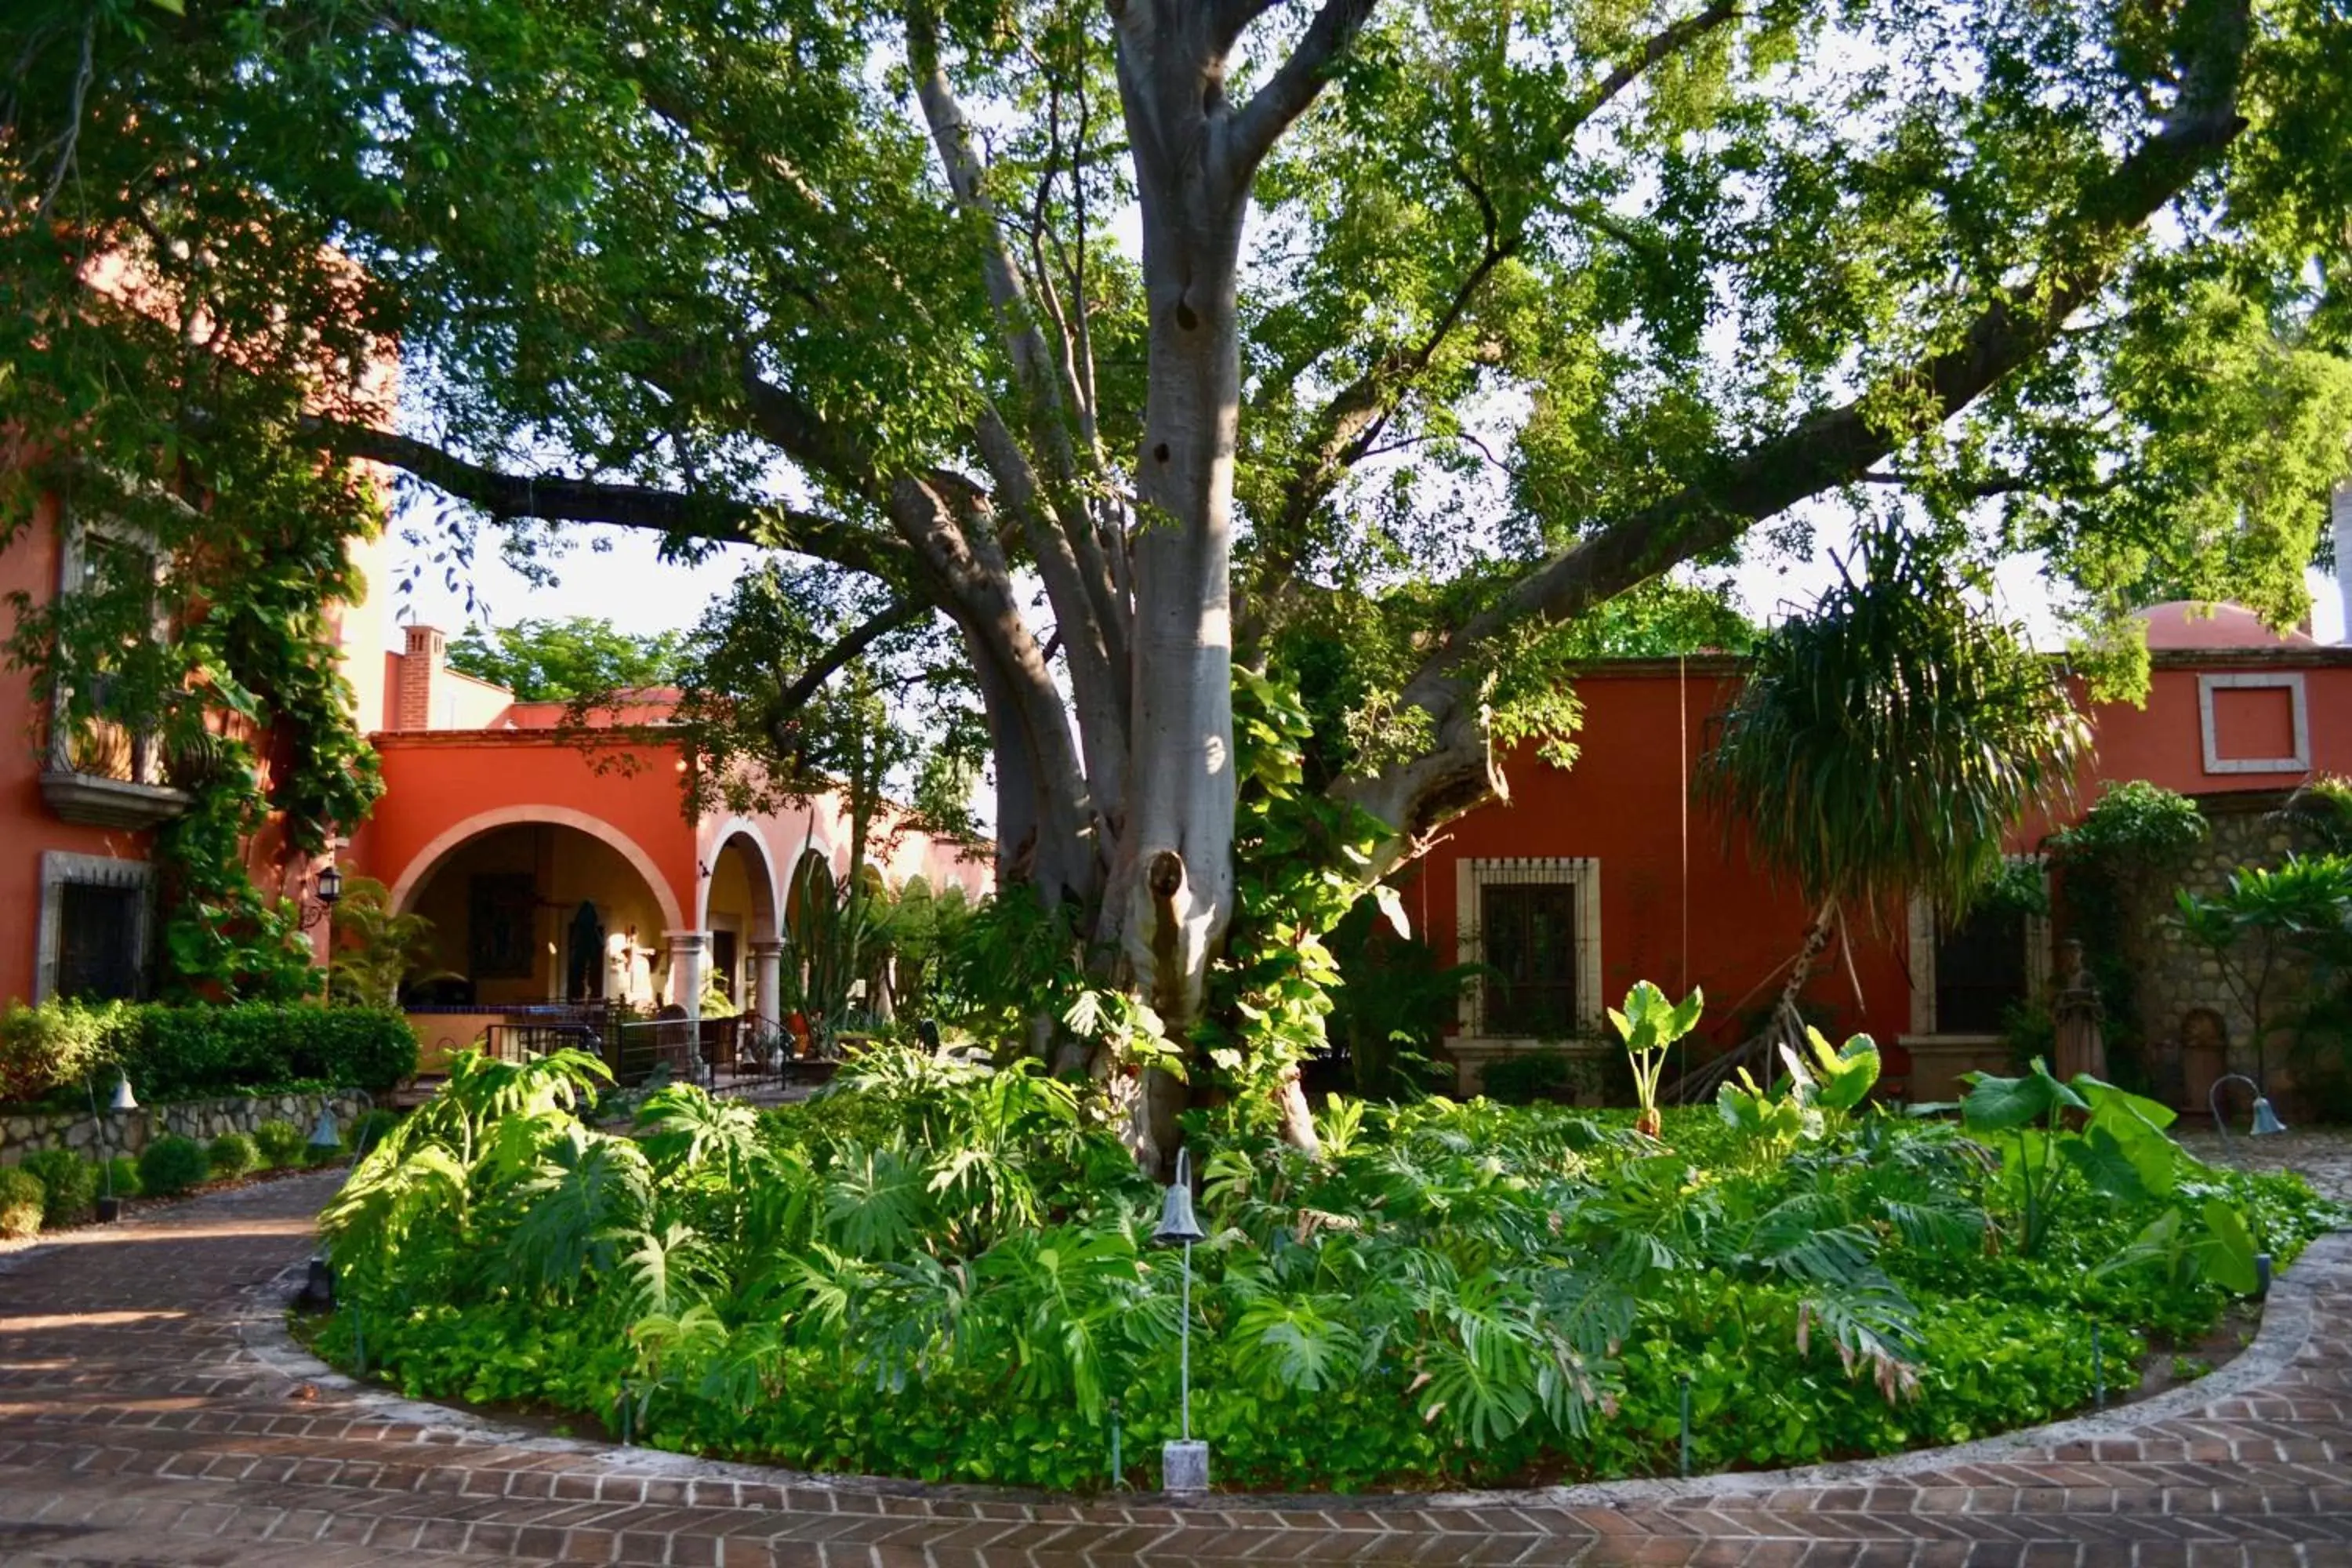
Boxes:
[0,1088,372,1162]
[2123,793,2324,1112]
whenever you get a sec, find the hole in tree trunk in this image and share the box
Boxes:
[1153,442,1171,463]
[1174,302,1199,331]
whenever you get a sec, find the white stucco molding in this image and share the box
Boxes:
[2198,670,2310,775]
[386,804,686,932]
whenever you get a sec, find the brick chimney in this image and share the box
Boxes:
[397,624,445,731]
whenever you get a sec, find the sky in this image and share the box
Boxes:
[389,510,2352,652]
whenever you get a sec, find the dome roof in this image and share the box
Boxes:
[2134,601,2317,652]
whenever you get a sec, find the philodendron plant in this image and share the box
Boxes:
[1610,981,1704,1138]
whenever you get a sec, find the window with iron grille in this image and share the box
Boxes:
[36,852,155,1003]
[56,882,145,1000]
[1481,884,1579,1037]
[1456,856,1602,1038]
[1933,904,2029,1036]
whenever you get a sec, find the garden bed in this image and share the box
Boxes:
[304,1046,2343,1494]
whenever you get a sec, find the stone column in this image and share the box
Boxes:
[664,931,709,1019]
[750,939,786,1039]
[666,929,711,1085]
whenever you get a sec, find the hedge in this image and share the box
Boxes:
[0,1001,417,1108]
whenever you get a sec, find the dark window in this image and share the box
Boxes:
[56,881,143,1000]
[1482,883,1577,1037]
[710,931,739,1004]
[468,873,538,979]
[1934,905,2027,1034]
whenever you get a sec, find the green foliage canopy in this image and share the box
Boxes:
[443,617,684,705]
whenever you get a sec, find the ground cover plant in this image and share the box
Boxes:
[316,1033,2339,1493]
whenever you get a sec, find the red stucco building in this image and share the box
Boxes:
[1422,597,2352,1105]
[5,470,2347,1105]
[0,501,986,1056]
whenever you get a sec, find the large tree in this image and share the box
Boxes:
[8,0,2351,1160]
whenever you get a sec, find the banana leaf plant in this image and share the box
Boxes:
[1958,1057,2258,1287]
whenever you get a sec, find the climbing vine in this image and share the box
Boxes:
[2046,780,2209,1072]
[1,191,391,999]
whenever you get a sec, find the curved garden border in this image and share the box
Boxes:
[237,1221,2348,1511]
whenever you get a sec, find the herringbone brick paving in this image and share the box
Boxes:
[1,1152,2347,1566]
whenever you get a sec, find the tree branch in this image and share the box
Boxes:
[1226,0,1381,173]
[1549,2,1740,145]
[305,415,913,582]
[765,598,931,728]
[1341,0,2256,861]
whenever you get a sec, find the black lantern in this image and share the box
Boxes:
[315,861,343,907]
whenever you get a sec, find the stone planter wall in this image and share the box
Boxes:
[0,1088,372,1163]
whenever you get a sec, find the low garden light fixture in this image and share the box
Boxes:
[2210,1073,2286,1152]
[91,1073,138,1222]
[1152,1146,1210,1494]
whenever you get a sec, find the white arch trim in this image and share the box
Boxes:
[697,815,784,934]
[387,805,686,932]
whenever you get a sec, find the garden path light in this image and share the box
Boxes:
[1152,1146,1209,1494]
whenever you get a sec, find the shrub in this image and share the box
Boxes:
[138,1134,210,1197]
[1479,1049,1575,1105]
[104,1155,141,1199]
[317,1037,2347,1494]
[345,1108,401,1154]
[0,1000,419,1108]
[253,1119,307,1168]
[209,1132,258,1179]
[19,1149,98,1227]
[0,1167,43,1238]
[0,1000,120,1105]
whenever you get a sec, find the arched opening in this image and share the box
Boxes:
[701,828,779,1014]
[397,819,673,1008]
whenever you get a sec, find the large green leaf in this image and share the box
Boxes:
[2056,1125,2151,1204]
[2198,1200,2262,1295]
[1959,1060,2087,1132]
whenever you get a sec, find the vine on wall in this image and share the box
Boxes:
[2,209,393,1000]
[2046,780,2209,1072]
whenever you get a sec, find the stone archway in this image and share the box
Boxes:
[388,807,683,1009]
[699,821,781,1023]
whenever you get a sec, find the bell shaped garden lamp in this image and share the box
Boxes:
[91,1074,138,1221]
[2211,1072,2287,1155]
[1152,1146,1210,1494]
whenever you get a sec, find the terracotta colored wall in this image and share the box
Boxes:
[0,499,154,1007]
[349,735,700,932]
[2082,666,2352,796]
[1414,666,1916,1064]
[1421,653,2351,1080]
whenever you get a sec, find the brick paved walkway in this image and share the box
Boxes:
[1,1171,2348,1566]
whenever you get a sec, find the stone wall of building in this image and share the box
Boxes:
[0,1088,372,1162]
[2125,796,2321,1111]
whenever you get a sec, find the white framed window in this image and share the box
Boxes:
[1455,857,1602,1039]
[35,851,157,1003]
[2198,671,2310,775]
[1906,855,2051,1036]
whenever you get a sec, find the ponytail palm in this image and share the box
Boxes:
[1700,530,2089,1072]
